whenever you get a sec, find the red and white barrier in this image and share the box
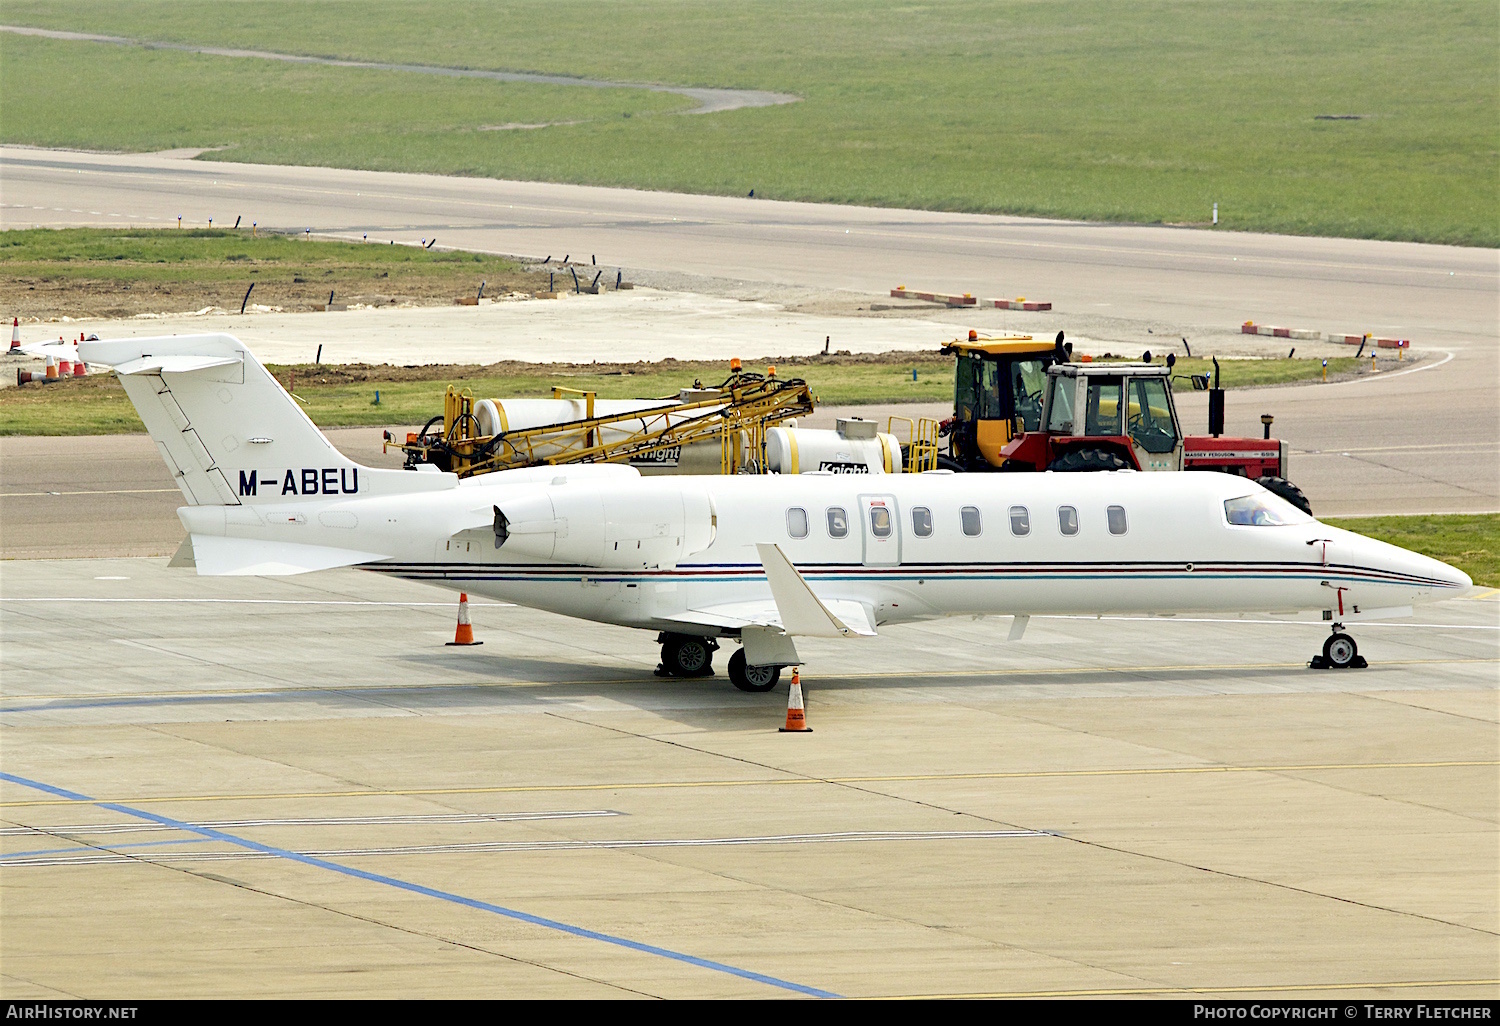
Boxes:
[1241,321,1321,341]
[1326,332,1409,349]
[984,297,1052,311]
[890,287,1053,310]
[890,286,976,307]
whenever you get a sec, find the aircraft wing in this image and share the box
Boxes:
[755,543,877,637]
[667,597,876,637]
[663,544,877,638]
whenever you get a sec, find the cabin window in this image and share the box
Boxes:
[787,507,809,539]
[1009,506,1030,536]
[1107,505,1128,535]
[911,506,933,537]
[1224,494,1308,526]
[1058,505,1079,536]
[826,507,849,538]
[869,506,892,537]
[961,506,983,537]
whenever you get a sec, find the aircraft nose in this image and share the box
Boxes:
[1369,536,1471,598]
[1440,560,1474,594]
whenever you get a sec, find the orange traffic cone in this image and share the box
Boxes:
[445,592,483,646]
[9,318,18,352]
[779,668,811,732]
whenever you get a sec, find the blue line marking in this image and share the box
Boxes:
[0,771,841,998]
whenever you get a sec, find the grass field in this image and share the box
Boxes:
[3,1,1495,246]
[0,352,1365,437]
[1330,514,1500,588]
[0,228,543,319]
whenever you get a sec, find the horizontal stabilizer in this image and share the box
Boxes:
[113,354,242,376]
[190,535,387,576]
[17,340,82,362]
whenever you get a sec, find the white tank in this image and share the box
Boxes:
[474,396,725,474]
[474,397,682,436]
[765,420,903,474]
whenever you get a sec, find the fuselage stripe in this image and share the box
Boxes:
[358,560,1456,589]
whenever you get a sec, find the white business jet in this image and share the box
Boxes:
[80,334,1470,691]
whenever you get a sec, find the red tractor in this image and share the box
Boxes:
[993,353,1311,513]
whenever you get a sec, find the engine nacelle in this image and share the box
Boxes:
[494,481,715,568]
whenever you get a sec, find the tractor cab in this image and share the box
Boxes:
[932,330,1311,511]
[940,332,1063,470]
[1017,363,1185,472]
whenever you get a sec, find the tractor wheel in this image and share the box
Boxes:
[935,455,967,473]
[1047,449,1131,472]
[1257,476,1313,515]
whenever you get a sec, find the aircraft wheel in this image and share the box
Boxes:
[728,648,781,692]
[1257,476,1313,515]
[1322,632,1358,669]
[660,635,715,677]
[1047,448,1131,472]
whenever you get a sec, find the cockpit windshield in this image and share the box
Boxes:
[1224,493,1311,526]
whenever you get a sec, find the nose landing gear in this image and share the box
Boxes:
[1309,627,1367,670]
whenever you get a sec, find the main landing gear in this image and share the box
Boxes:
[655,633,718,678]
[653,633,784,692]
[1309,626,1367,670]
[726,648,781,693]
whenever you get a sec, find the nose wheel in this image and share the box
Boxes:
[1309,627,1367,670]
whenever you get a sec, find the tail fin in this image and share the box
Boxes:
[78,333,455,506]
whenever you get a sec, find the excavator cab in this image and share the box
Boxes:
[941,332,1061,470]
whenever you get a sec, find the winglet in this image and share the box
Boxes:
[755,543,875,638]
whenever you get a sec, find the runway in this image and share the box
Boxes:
[4,147,1495,346]
[2,558,1495,998]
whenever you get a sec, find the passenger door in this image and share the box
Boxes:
[860,494,900,567]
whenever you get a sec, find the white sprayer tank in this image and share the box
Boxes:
[474,396,724,474]
[765,418,902,474]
